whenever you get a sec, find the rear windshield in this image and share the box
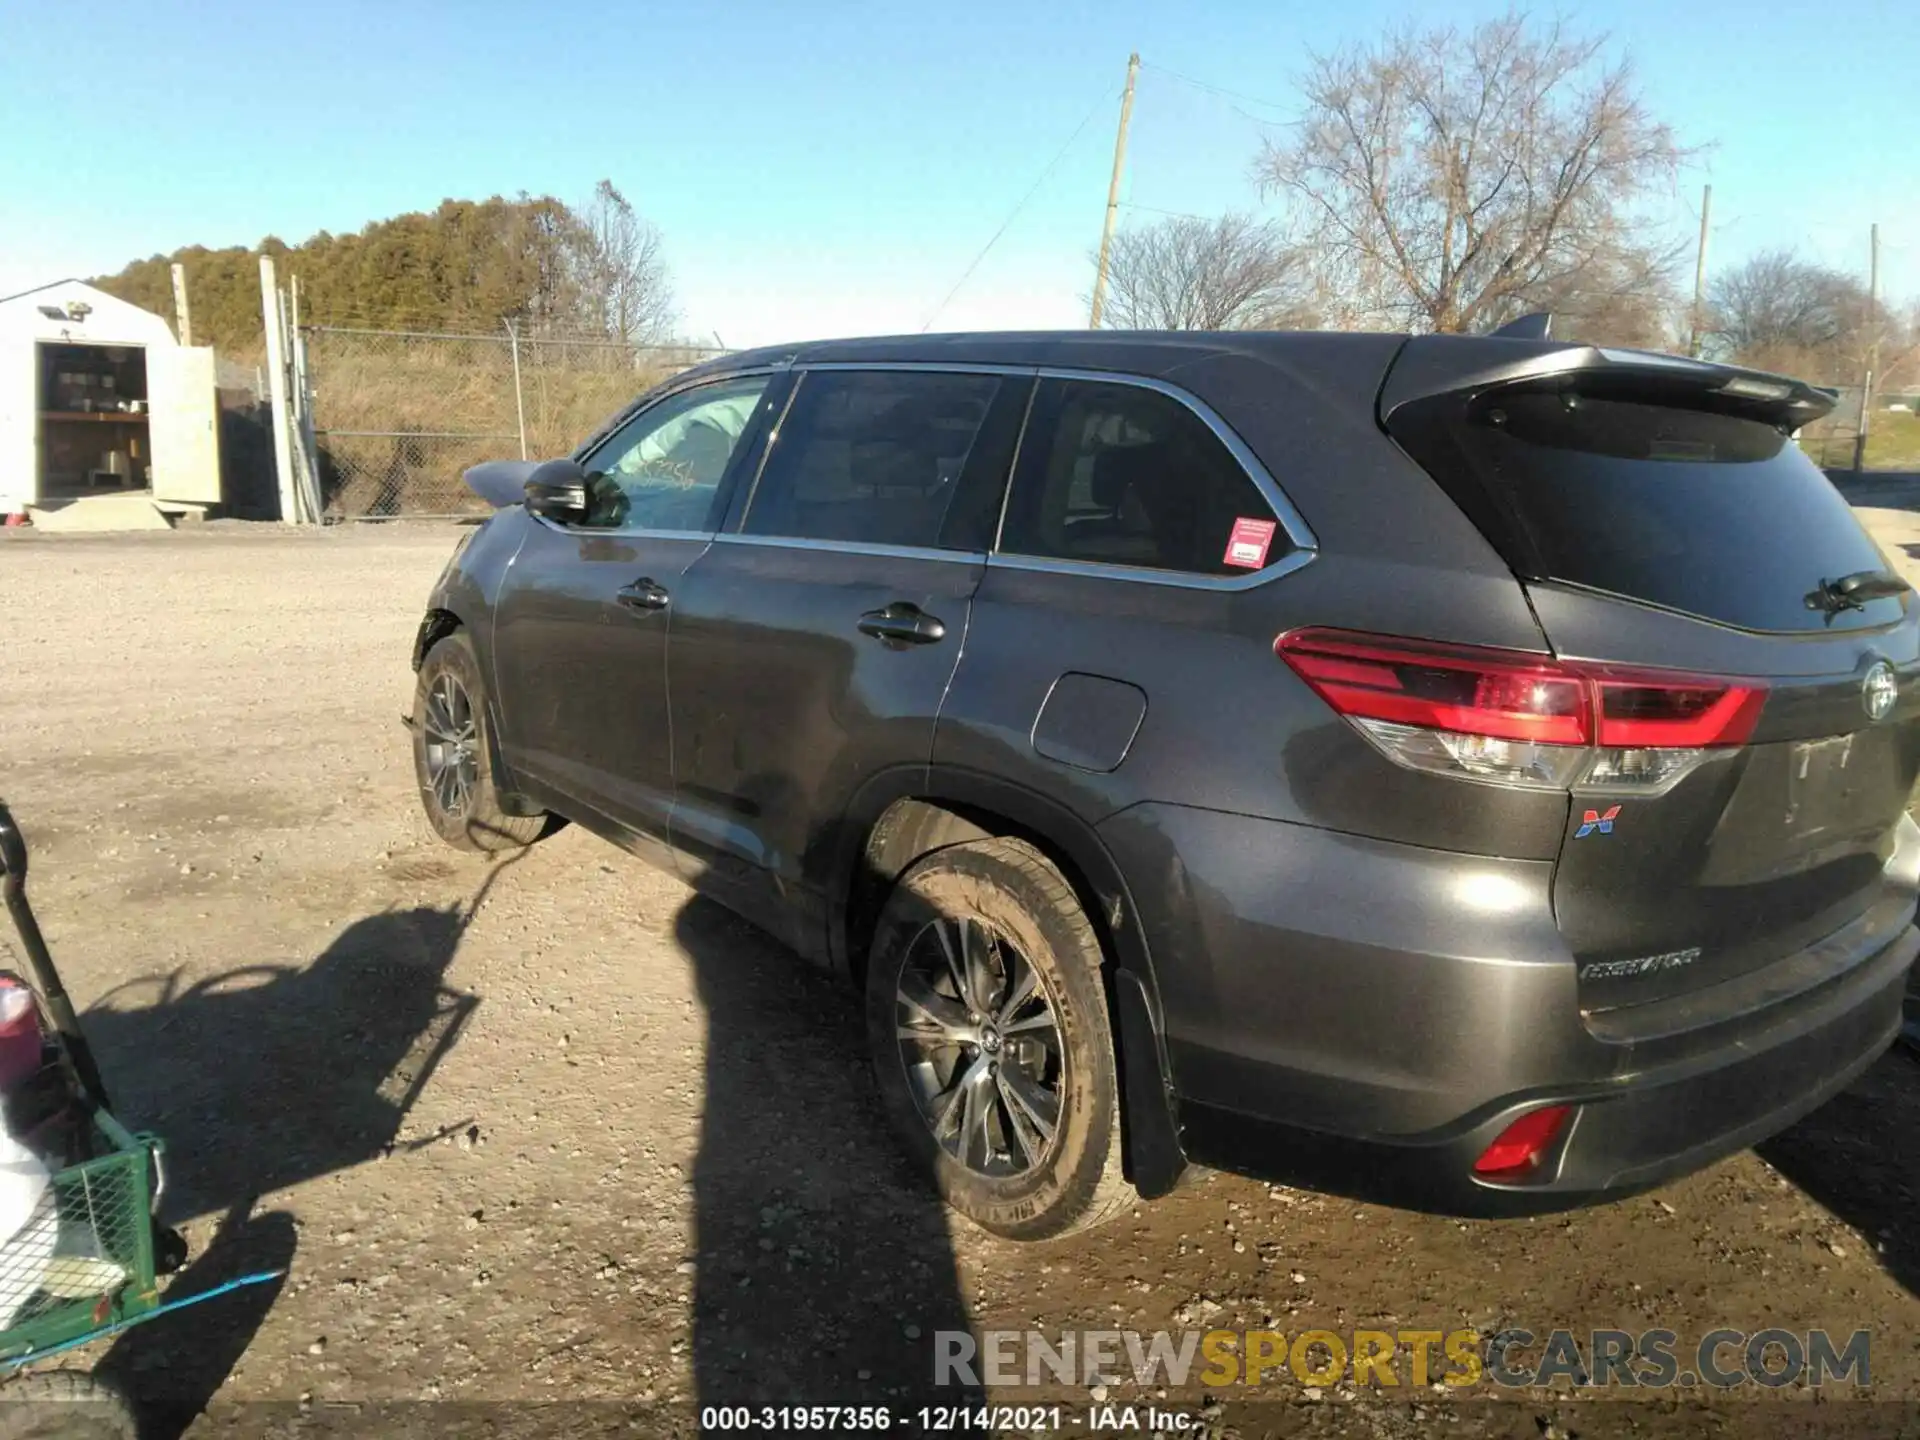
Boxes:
[1389,383,1904,633]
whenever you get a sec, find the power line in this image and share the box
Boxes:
[1138,60,1294,115]
[1118,201,1219,223]
[918,84,1115,332]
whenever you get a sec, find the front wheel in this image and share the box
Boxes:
[412,632,546,853]
[865,837,1132,1241]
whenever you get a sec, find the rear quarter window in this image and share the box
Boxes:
[998,378,1288,578]
[1389,385,1904,633]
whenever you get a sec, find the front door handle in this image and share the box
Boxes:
[857,602,947,646]
[616,577,670,612]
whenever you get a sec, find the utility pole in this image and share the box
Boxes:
[1852,222,1880,474]
[1687,184,1712,358]
[1087,52,1141,331]
[170,262,193,347]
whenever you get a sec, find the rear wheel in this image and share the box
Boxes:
[0,1372,139,1440]
[412,632,546,852]
[865,837,1131,1241]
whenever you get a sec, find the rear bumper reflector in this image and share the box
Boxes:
[1474,1104,1572,1178]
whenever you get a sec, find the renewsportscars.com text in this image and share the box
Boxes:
[934,1327,1872,1390]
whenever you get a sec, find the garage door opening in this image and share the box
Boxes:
[37,342,150,499]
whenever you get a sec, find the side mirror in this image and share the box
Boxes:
[523,458,591,523]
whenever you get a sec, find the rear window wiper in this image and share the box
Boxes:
[1805,568,1912,615]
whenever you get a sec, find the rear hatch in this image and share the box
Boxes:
[1382,340,1920,1019]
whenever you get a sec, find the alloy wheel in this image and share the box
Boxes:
[894,914,1064,1177]
[421,673,479,818]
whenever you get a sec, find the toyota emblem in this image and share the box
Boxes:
[1863,661,1898,722]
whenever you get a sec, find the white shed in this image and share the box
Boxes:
[0,280,221,518]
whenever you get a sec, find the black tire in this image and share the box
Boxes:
[411,632,546,853]
[0,1372,139,1440]
[865,837,1132,1241]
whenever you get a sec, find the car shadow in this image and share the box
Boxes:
[82,901,479,1221]
[1757,1039,1920,1300]
[68,868,505,1433]
[675,894,985,1430]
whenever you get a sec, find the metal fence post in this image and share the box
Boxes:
[1853,369,1874,475]
[292,324,323,521]
[505,319,528,460]
[278,285,322,523]
[258,257,300,525]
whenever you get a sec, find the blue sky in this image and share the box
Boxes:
[1,0,1911,348]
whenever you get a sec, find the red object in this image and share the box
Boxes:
[1275,629,1766,749]
[1588,671,1767,748]
[2,513,28,529]
[1222,517,1277,570]
[0,979,43,1090]
[1474,1105,1572,1178]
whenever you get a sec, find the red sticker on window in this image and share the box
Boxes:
[1223,517,1277,570]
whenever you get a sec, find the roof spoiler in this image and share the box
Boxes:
[1379,334,1836,428]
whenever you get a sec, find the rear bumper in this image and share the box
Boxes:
[1098,802,1920,1217]
[1178,927,1908,1216]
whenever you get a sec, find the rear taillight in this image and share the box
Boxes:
[1276,629,1765,795]
[1588,672,1766,747]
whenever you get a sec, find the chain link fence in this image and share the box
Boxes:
[1797,383,1867,471]
[303,327,727,518]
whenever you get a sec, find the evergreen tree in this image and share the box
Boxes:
[90,188,675,350]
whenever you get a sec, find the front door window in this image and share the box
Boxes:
[579,375,771,530]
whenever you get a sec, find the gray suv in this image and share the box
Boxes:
[409,330,1920,1240]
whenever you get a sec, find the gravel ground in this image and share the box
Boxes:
[1,518,1919,1439]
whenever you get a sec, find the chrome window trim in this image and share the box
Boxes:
[987,545,1316,592]
[1031,367,1318,553]
[797,361,1041,379]
[701,359,1321,592]
[527,517,727,543]
[712,532,986,567]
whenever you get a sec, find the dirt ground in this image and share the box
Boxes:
[3,517,1920,1439]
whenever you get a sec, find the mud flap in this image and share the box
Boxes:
[1113,966,1186,1199]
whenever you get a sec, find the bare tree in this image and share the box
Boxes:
[1708,249,1876,377]
[1891,300,1920,393]
[568,180,676,344]
[1254,12,1690,335]
[1510,245,1683,350]
[1093,213,1312,331]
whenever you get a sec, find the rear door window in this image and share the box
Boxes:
[998,378,1288,577]
[740,369,1008,550]
[1389,385,1903,632]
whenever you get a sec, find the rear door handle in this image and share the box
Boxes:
[616,577,670,612]
[857,602,947,646]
